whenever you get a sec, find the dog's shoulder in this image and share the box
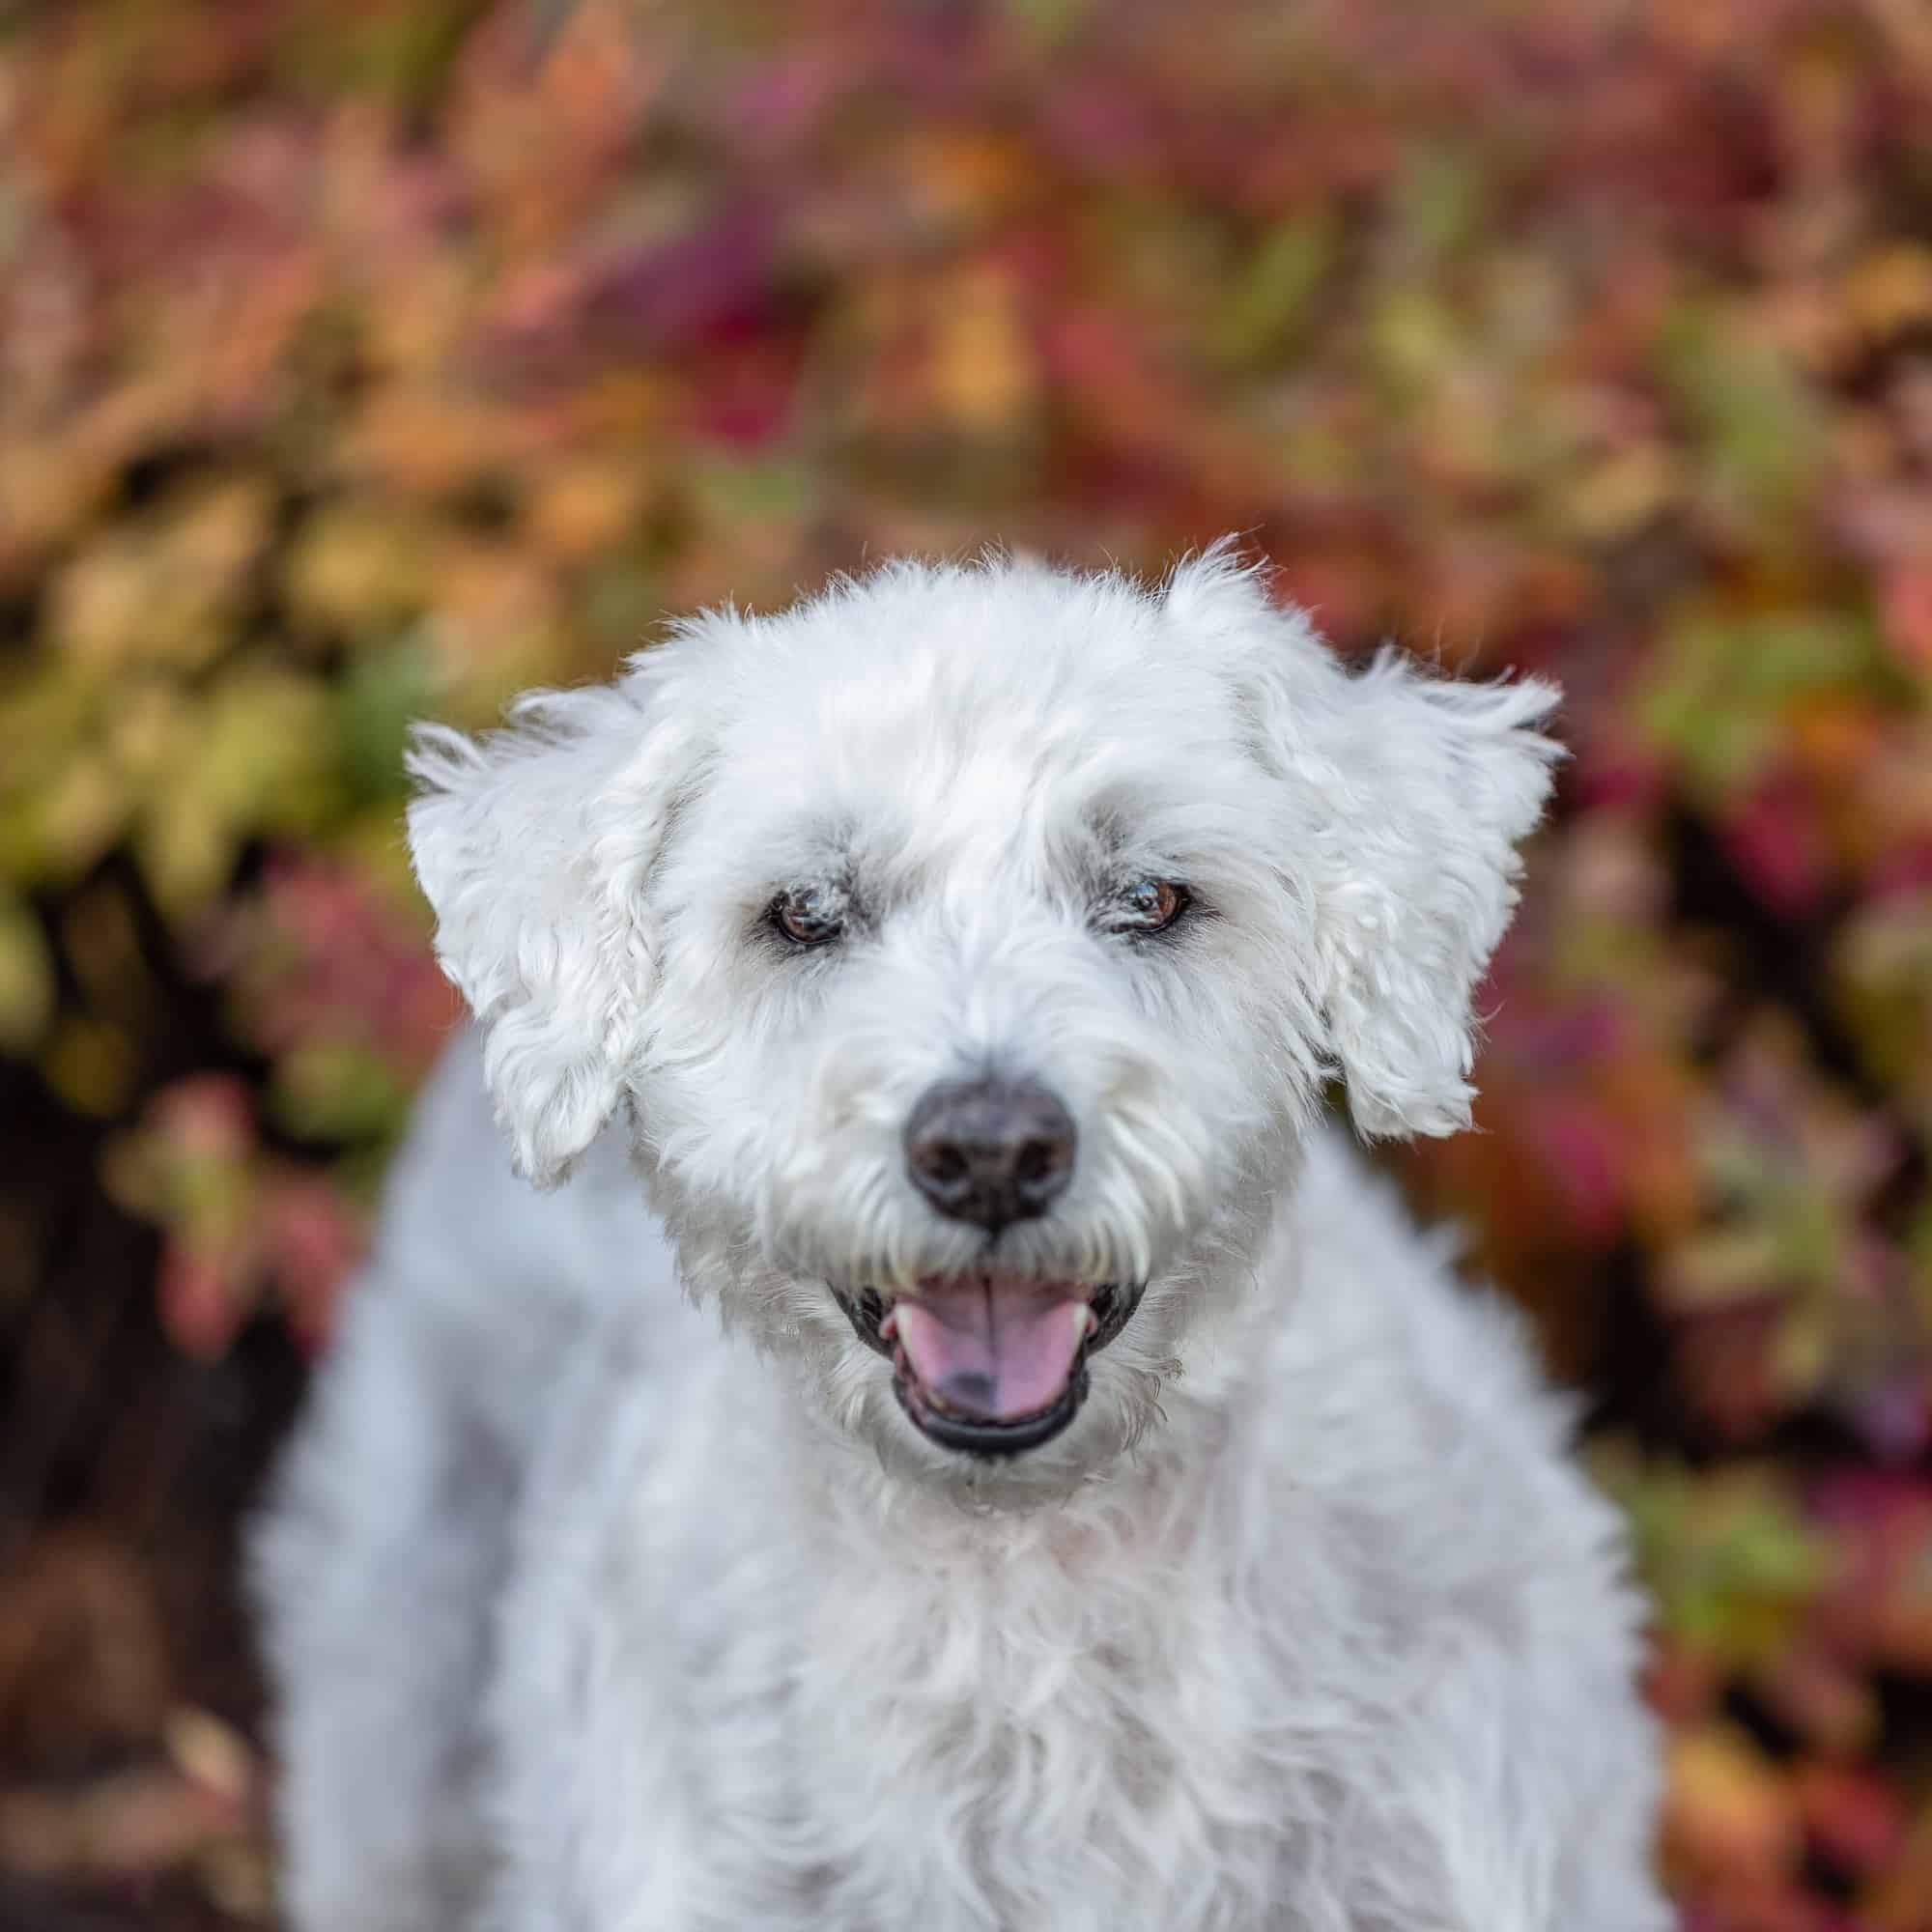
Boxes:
[1270,1125,1634,1621]
[358,1027,689,1458]
[1289,1123,1545,1398]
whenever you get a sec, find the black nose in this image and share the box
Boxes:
[903,1078,1077,1234]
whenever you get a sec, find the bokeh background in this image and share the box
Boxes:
[3,0,1932,1925]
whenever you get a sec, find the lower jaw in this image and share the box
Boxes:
[893,1360,1092,1458]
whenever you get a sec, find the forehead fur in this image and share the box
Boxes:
[662,554,1286,883]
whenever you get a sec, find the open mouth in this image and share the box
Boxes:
[836,1277,1144,1459]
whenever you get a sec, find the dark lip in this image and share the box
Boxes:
[832,1280,1146,1461]
[893,1362,1090,1456]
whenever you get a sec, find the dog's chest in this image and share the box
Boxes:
[776,1520,1288,1931]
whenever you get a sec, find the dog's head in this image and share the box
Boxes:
[408,549,1557,1493]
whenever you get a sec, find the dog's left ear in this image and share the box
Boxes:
[1169,550,1561,1140]
[405,650,704,1185]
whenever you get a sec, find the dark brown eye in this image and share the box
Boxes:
[772,886,843,947]
[1114,879,1189,934]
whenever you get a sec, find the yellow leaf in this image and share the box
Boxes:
[1662,1722,1803,1886]
[1556,443,1679,545]
[162,1707,255,1805]
[526,458,654,565]
[0,895,54,1056]
[283,501,438,638]
[35,753,128,884]
[48,476,271,674]
[928,264,1040,438]
[1844,243,1932,342]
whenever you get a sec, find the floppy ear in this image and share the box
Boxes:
[405,652,704,1185]
[1170,550,1561,1140]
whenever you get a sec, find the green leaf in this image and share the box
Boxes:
[337,637,440,806]
[270,1041,412,1145]
[1213,214,1337,367]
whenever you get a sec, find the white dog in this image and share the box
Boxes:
[253,548,1668,1932]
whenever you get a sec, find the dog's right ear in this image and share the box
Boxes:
[405,652,703,1187]
[1167,545,1561,1142]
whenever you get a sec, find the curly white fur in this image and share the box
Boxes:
[252,547,1668,1931]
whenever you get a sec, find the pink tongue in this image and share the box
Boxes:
[894,1279,1088,1422]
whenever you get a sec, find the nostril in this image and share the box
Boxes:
[907,1134,973,1203]
[923,1146,969,1186]
[1013,1137,1065,1187]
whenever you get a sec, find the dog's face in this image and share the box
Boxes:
[409,551,1557,1494]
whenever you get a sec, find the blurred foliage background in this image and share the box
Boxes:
[2,0,1932,1925]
